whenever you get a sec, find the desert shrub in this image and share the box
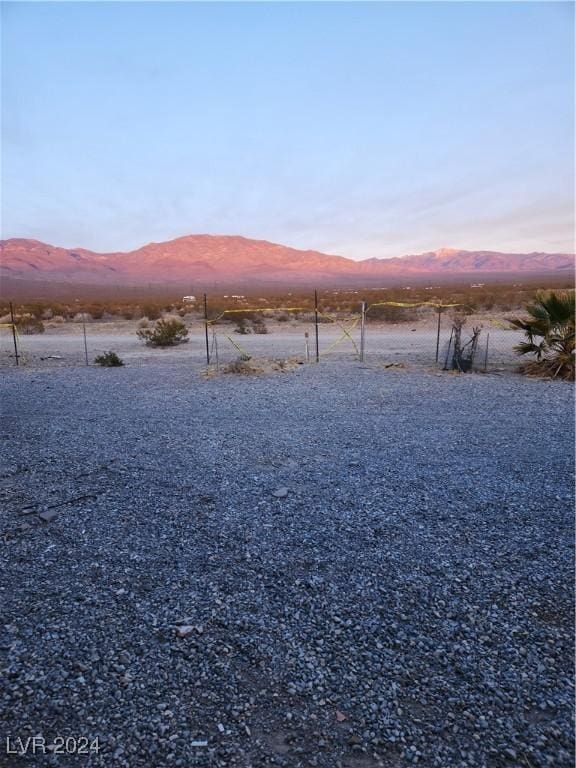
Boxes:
[137,318,150,329]
[252,317,268,334]
[510,291,575,380]
[50,315,65,324]
[73,312,93,323]
[234,318,252,334]
[366,304,419,323]
[16,315,45,334]
[41,308,54,320]
[276,313,289,322]
[224,358,253,374]
[24,303,47,319]
[137,317,189,347]
[94,351,124,367]
[229,310,255,324]
[86,304,105,320]
[142,304,162,321]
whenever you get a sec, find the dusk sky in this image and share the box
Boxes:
[1,1,574,260]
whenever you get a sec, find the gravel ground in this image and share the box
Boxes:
[0,360,573,768]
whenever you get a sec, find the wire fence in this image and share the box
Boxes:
[1,294,528,372]
[201,298,525,372]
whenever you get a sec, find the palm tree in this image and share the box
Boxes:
[510,291,575,380]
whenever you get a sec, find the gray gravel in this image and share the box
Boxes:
[0,361,574,768]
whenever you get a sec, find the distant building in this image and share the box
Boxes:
[182,296,196,302]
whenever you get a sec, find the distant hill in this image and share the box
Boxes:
[1,235,573,288]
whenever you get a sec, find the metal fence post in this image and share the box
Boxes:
[204,293,210,365]
[360,301,367,362]
[9,302,19,367]
[484,332,490,371]
[214,328,219,371]
[435,306,442,364]
[314,290,319,362]
[82,311,89,366]
[443,326,454,370]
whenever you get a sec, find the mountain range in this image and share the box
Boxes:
[1,235,573,288]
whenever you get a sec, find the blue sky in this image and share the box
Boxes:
[1,1,574,259]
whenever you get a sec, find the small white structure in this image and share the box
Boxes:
[182,296,196,303]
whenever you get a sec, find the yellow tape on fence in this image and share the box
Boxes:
[366,301,464,310]
[221,333,252,359]
[320,316,360,356]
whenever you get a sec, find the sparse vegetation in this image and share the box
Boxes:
[224,358,254,374]
[234,315,268,334]
[15,315,45,334]
[136,317,189,347]
[1,277,572,329]
[365,304,419,323]
[510,291,575,380]
[141,304,162,320]
[234,318,251,335]
[221,356,300,375]
[252,317,268,334]
[73,312,93,323]
[94,351,124,367]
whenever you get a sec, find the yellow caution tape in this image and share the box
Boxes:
[321,316,360,356]
[366,301,464,311]
[221,333,252,359]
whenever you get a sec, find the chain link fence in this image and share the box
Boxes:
[360,302,524,371]
[1,294,528,372]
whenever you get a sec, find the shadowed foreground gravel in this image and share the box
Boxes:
[0,362,574,768]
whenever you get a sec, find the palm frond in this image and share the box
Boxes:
[513,291,575,380]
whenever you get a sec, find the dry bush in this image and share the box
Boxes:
[94,351,124,367]
[234,318,251,334]
[86,304,105,320]
[224,359,254,374]
[142,304,162,321]
[221,357,301,375]
[15,315,45,334]
[366,305,419,323]
[137,318,189,347]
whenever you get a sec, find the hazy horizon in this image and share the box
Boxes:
[2,1,574,260]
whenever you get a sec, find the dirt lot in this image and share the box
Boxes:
[0,315,523,371]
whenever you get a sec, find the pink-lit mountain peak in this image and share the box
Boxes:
[1,234,573,286]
